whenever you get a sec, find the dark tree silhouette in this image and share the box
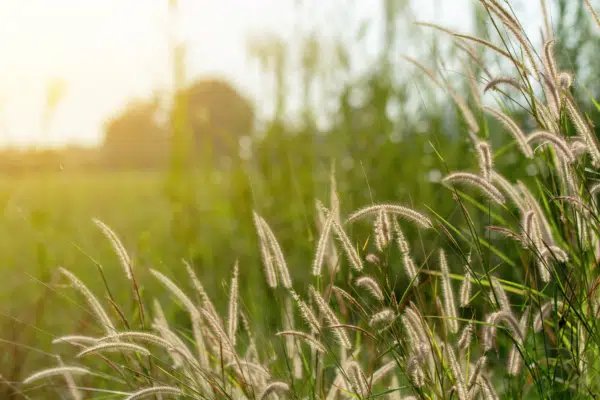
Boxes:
[102,78,254,170]
[103,96,169,169]
[180,78,254,168]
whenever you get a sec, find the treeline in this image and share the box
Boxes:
[0,77,255,174]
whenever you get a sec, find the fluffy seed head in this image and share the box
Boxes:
[318,202,364,272]
[482,106,533,158]
[345,361,369,398]
[394,218,419,284]
[443,172,506,205]
[59,267,116,335]
[275,331,327,353]
[374,210,392,251]
[228,261,239,346]
[457,322,474,350]
[312,211,334,276]
[476,141,493,179]
[77,342,151,358]
[125,386,184,400]
[23,367,90,384]
[290,290,321,332]
[259,382,290,400]
[346,204,433,229]
[310,286,351,348]
[256,214,292,288]
[558,72,573,90]
[490,277,511,310]
[369,309,396,326]
[527,130,576,163]
[459,256,472,307]
[355,276,384,301]
[93,218,133,280]
[439,249,459,333]
[253,211,278,288]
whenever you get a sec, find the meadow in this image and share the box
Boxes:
[5,0,600,399]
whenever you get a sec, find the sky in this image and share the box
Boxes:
[0,0,542,148]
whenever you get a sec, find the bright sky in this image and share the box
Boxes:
[0,0,541,148]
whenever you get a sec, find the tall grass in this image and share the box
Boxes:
[17,0,600,398]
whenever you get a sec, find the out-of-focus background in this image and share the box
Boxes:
[1,0,599,390]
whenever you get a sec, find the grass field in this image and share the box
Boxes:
[7,1,600,398]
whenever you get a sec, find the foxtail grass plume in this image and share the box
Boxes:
[59,268,116,335]
[558,71,573,90]
[183,260,219,321]
[370,359,398,384]
[98,331,172,349]
[458,322,474,350]
[23,366,90,385]
[54,356,82,400]
[540,246,569,263]
[482,0,520,29]
[77,342,151,358]
[355,276,384,301]
[406,352,426,388]
[369,308,396,326]
[228,261,239,346]
[476,140,493,179]
[275,331,327,353]
[52,336,100,345]
[491,172,527,211]
[282,297,302,379]
[258,382,290,400]
[442,172,506,205]
[522,210,535,245]
[312,211,334,276]
[150,269,199,319]
[508,308,530,376]
[394,218,419,284]
[403,303,429,346]
[345,361,369,398]
[483,76,527,93]
[346,204,432,229]
[482,310,523,352]
[490,277,511,310]
[527,131,576,163]
[482,106,534,158]
[93,218,133,280]
[253,211,278,288]
[518,182,555,244]
[310,286,351,348]
[318,201,364,272]
[254,213,292,288]
[467,355,487,391]
[331,286,368,317]
[290,290,321,332]
[445,344,468,400]
[565,93,600,166]
[125,386,184,400]
[439,250,459,333]
[374,209,392,251]
[459,254,473,307]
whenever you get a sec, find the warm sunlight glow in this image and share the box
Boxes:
[0,0,492,148]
